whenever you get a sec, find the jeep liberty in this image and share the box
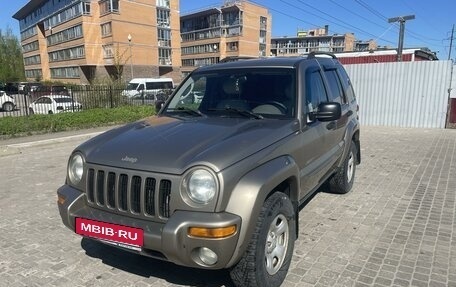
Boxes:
[57,52,360,287]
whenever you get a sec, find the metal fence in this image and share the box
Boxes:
[344,60,453,128]
[0,86,171,118]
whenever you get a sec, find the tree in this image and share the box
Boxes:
[0,27,25,83]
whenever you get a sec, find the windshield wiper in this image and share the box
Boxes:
[210,107,263,119]
[167,107,204,117]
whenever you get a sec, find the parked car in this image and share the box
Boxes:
[2,83,19,95]
[57,52,360,287]
[0,91,16,112]
[29,95,82,114]
[30,85,69,99]
[24,82,43,95]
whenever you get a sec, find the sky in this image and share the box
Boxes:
[2,0,455,60]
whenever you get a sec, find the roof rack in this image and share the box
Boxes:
[307,51,337,59]
[219,56,258,63]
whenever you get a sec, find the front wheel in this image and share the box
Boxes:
[230,192,296,287]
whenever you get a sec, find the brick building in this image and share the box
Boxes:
[271,26,356,56]
[13,0,182,84]
[180,0,272,77]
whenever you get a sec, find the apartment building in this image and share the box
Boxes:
[271,25,356,56]
[180,0,272,76]
[13,0,181,84]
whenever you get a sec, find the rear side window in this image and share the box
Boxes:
[337,67,356,104]
[324,69,346,104]
[145,81,174,90]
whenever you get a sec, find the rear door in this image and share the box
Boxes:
[321,62,352,158]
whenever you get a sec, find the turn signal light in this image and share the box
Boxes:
[188,225,236,238]
[57,194,66,205]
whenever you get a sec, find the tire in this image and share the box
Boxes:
[329,140,357,194]
[230,192,296,287]
[2,102,14,112]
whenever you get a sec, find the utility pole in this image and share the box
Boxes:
[449,24,455,61]
[388,15,415,62]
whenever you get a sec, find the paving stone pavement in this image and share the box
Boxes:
[0,126,455,287]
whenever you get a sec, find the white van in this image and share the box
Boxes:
[123,78,174,98]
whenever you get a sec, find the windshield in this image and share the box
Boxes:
[164,68,296,118]
[126,83,139,90]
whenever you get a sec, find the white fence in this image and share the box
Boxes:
[344,61,453,128]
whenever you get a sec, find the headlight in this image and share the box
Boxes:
[185,169,217,204]
[68,153,84,185]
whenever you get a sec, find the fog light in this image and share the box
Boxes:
[198,247,218,266]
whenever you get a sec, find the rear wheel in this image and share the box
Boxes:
[2,102,14,112]
[230,192,295,287]
[329,140,357,194]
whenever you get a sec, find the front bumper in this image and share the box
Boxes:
[57,185,241,269]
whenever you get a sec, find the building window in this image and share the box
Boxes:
[22,41,39,53]
[260,16,267,30]
[182,43,219,55]
[24,55,41,66]
[103,44,113,58]
[158,28,171,47]
[49,46,85,62]
[100,0,119,14]
[156,0,170,8]
[20,26,37,41]
[51,67,80,78]
[83,1,91,15]
[259,44,266,57]
[47,25,83,46]
[157,9,170,28]
[223,11,242,26]
[25,69,43,79]
[227,41,238,51]
[44,3,83,30]
[101,22,112,37]
[182,57,219,67]
[158,48,172,65]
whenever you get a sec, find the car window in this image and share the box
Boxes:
[53,97,72,103]
[165,68,296,118]
[337,67,356,104]
[324,69,346,104]
[305,69,328,115]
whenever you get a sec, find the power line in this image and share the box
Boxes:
[353,0,389,22]
[280,0,396,45]
[327,0,388,31]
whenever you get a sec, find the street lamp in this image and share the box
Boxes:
[128,34,133,79]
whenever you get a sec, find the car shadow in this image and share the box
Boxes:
[81,238,235,287]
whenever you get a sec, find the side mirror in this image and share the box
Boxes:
[315,102,341,122]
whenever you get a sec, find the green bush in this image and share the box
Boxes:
[0,106,155,138]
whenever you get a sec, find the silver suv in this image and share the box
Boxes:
[57,52,360,287]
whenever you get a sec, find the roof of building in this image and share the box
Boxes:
[13,0,47,20]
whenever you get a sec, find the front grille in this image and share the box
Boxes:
[87,168,172,219]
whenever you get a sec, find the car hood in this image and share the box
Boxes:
[77,115,298,174]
